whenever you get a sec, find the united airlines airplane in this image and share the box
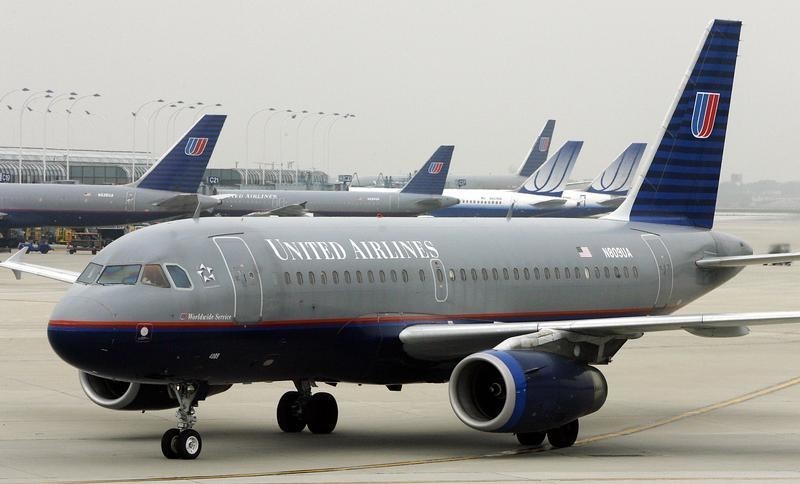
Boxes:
[0,115,226,236]
[5,20,799,461]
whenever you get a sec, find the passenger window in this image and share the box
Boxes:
[523,268,530,280]
[402,269,409,283]
[77,262,103,285]
[368,271,375,283]
[308,271,315,285]
[284,272,291,285]
[554,268,560,280]
[604,267,610,279]
[584,266,591,279]
[98,264,141,285]
[513,268,519,280]
[448,269,456,281]
[320,271,327,285]
[614,266,621,279]
[623,266,630,278]
[632,266,639,278]
[296,272,304,285]
[564,267,570,280]
[534,267,541,280]
[595,266,601,279]
[419,269,425,282]
[574,267,580,279]
[344,271,352,284]
[379,270,386,283]
[356,271,363,283]
[471,268,478,281]
[502,268,509,280]
[544,268,550,280]
[332,271,339,284]
[141,264,170,288]
[460,268,467,281]
[391,270,398,282]
[492,268,498,281]
[482,268,488,281]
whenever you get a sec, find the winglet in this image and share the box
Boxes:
[133,114,226,194]
[517,120,556,177]
[586,143,647,195]
[608,20,742,228]
[400,145,455,195]
[516,141,583,196]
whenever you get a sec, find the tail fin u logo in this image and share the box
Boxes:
[185,137,209,156]
[538,137,550,152]
[691,92,720,139]
[427,162,444,174]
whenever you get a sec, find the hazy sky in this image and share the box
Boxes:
[2,1,798,182]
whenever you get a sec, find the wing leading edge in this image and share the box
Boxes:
[0,248,79,283]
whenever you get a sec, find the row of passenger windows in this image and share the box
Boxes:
[284,265,639,286]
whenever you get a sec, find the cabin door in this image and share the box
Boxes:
[641,234,673,309]
[125,191,135,211]
[213,236,263,324]
[430,258,448,303]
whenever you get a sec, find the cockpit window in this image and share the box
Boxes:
[77,263,103,285]
[141,264,170,288]
[166,265,192,289]
[97,265,141,285]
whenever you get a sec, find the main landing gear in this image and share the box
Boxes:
[516,419,580,448]
[276,380,339,434]
[161,383,203,460]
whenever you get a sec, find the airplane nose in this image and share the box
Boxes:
[48,295,117,374]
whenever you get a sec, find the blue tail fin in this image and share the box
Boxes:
[614,20,741,229]
[516,141,583,196]
[134,114,226,193]
[586,143,647,195]
[400,145,454,195]
[517,119,556,177]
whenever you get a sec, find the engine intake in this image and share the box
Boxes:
[449,350,607,433]
[79,372,230,411]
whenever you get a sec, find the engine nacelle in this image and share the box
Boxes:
[449,350,607,433]
[79,372,231,411]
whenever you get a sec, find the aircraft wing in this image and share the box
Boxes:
[0,211,7,220]
[531,198,568,208]
[245,202,309,217]
[598,196,626,208]
[696,252,800,267]
[0,248,79,283]
[399,311,800,360]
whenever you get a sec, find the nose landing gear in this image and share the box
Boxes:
[276,380,339,434]
[161,383,203,460]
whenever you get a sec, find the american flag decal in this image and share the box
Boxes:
[185,137,209,156]
[576,246,592,258]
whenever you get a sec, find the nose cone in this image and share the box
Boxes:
[48,293,117,374]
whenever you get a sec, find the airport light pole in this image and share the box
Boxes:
[168,101,203,139]
[18,90,54,183]
[0,88,29,153]
[131,99,164,181]
[311,112,337,171]
[263,109,292,184]
[325,113,355,174]
[293,110,312,171]
[65,93,101,181]
[43,92,77,182]
[194,103,222,120]
[278,112,298,186]
[245,107,276,176]
[146,101,182,162]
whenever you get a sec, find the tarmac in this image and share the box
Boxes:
[1,213,800,483]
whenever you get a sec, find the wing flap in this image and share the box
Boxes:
[0,249,79,283]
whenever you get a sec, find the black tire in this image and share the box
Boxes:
[547,420,579,448]
[177,429,202,460]
[306,392,338,434]
[69,249,75,254]
[277,391,306,433]
[91,250,97,255]
[516,431,546,446]
[40,248,49,254]
[160,428,180,459]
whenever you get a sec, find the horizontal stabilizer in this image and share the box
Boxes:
[399,310,800,360]
[0,248,79,283]
[696,252,800,268]
[598,196,626,208]
[532,198,568,208]
[246,202,309,217]
[153,193,201,212]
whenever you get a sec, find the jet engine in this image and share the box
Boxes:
[79,372,231,411]
[449,350,607,433]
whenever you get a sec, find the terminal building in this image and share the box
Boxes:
[0,146,334,190]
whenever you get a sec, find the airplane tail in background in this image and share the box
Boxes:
[516,141,583,197]
[400,145,455,195]
[610,20,741,229]
[517,119,556,177]
[134,114,226,193]
[586,143,647,195]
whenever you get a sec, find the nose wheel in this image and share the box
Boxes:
[161,383,203,460]
[276,380,338,434]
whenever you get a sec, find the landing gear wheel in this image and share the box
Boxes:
[177,429,202,459]
[306,392,338,434]
[161,428,180,459]
[547,419,579,448]
[516,431,546,446]
[277,391,306,433]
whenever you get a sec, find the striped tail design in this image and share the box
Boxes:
[400,145,455,195]
[517,119,556,177]
[614,20,741,229]
[135,114,226,193]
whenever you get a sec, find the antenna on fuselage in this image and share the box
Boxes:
[506,201,515,221]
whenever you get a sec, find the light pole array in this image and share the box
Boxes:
[131,99,164,182]
[326,113,355,175]
[65,93,101,180]
[43,92,78,182]
[146,100,182,162]
[18,90,54,183]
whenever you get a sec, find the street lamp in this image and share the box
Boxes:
[194,103,222,120]
[130,99,164,182]
[326,113,355,174]
[65,93,101,180]
[292,110,312,172]
[146,100,182,162]
[244,106,277,179]
[278,111,298,186]
[311,112,338,171]
[1,87,30,110]
[168,101,203,139]
[43,92,78,182]
[18,90,54,183]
